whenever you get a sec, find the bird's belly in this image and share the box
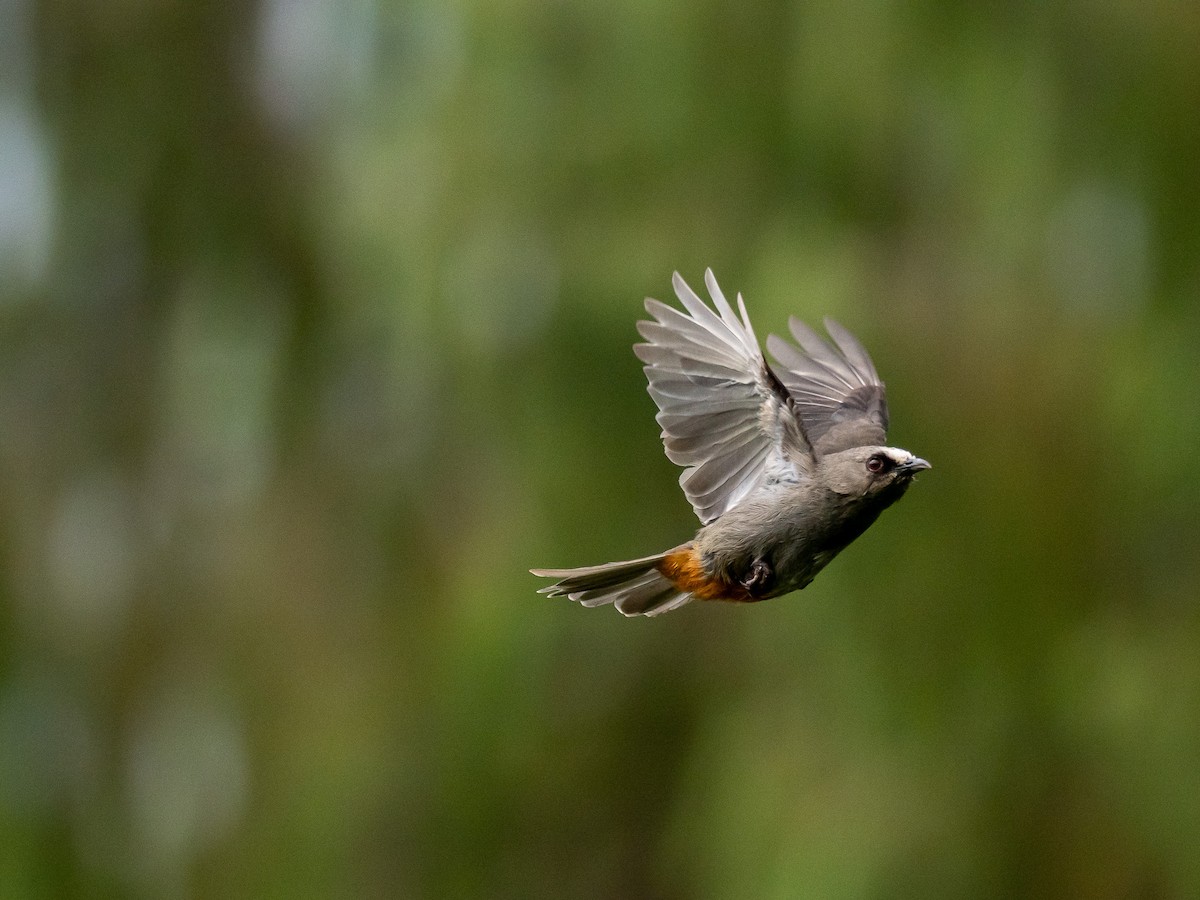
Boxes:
[695,521,823,600]
[696,494,863,600]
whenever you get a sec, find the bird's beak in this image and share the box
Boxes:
[899,456,931,474]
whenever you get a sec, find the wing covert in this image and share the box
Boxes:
[766,317,889,455]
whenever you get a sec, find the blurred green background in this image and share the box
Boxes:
[3,0,1199,897]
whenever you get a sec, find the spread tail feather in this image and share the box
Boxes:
[530,547,693,617]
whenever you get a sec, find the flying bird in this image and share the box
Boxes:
[531,269,929,616]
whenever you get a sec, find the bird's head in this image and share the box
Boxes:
[820,446,931,502]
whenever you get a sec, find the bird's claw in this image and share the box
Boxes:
[741,558,773,596]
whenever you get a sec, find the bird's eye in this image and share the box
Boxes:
[866,455,887,474]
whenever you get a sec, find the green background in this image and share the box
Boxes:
[3,1,1199,896]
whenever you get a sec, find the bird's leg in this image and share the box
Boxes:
[740,557,774,596]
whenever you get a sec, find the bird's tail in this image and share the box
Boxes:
[531,546,694,617]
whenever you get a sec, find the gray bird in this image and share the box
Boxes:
[531,269,929,616]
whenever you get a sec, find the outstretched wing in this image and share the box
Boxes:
[635,270,814,525]
[766,317,889,456]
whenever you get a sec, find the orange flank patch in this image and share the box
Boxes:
[657,545,751,602]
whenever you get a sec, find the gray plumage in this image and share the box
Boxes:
[531,269,929,617]
[531,552,688,617]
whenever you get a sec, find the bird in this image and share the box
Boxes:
[531,269,929,617]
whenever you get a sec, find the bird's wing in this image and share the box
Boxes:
[635,270,814,525]
[765,317,889,456]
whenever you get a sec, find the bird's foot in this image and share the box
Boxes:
[740,558,774,596]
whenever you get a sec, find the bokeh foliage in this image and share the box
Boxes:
[2,0,1199,896]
